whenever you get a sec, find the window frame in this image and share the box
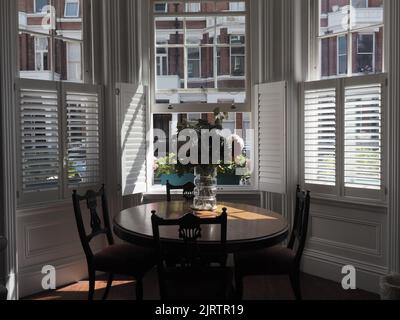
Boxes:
[150,0,251,114]
[300,73,388,205]
[356,32,375,74]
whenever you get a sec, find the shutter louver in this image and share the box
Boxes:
[304,87,336,187]
[65,87,101,188]
[256,81,287,194]
[118,83,147,195]
[19,87,61,195]
[344,84,382,190]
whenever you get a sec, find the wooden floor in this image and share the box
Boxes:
[26,268,378,300]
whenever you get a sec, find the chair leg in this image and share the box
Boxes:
[102,273,114,300]
[289,271,302,301]
[88,269,96,301]
[135,278,144,301]
[235,271,244,300]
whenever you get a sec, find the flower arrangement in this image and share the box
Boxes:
[154,109,251,183]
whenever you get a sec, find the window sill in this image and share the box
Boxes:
[310,194,388,211]
[145,185,260,196]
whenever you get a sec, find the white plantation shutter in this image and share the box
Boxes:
[304,86,337,188]
[64,84,102,189]
[117,83,147,195]
[18,80,61,202]
[256,81,287,194]
[344,82,383,191]
[17,79,104,205]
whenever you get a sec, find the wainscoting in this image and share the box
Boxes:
[17,202,105,298]
[301,198,388,293]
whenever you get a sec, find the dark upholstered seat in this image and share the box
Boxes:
[234,246,296,275]
[72,186,156,300]
[234,186,311,300]
[93,244,155,276]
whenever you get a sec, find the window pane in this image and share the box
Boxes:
[35,0,49,13]
[54,39,83,82]
[351,0,383,30]
[154,2,184,13]
[153,112,252,186]
[65,2,79,17]
[321,37,341,78]
[319,0,350,36]
[19,34,53,80]
[155,17,184,45]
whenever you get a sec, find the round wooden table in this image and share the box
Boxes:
[114,201,289,253]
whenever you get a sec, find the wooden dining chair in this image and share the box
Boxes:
[72,185,156,300]
[166,181,195,202]
[0,236,7,300]
[234,186,311,300]
[151,208,234,300]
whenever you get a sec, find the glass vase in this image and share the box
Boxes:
[192,167,218,211]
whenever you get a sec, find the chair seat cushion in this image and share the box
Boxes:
[162,267,234,300]
[93,244,156,276]
[235,246,296,276]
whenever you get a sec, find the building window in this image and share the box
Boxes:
[153,0,248,107]
[337,35,348,75]
[154,3,167,13]
[34,37,49,71]
[230,35,245,76]
[317,0,384,79]
[156,48,168,76]
[185,2,201,13]
[65,0,80,18]
[18,0,89,82]
[356,34,375,73]
[188,47,201,78]
[35,0,48,13]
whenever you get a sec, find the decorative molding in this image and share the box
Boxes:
[302,249,389,293]
[0,0,18,300]
[309,213,382,256]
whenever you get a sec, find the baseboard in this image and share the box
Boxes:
[302,249,388,294]
[18,255,88,298]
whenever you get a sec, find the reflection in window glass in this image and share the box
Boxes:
[318,0,383,78]
[154,3,247,105]
[18,0,85,82]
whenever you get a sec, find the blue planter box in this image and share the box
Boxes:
[159,174,242,186]
[160,174,195,186]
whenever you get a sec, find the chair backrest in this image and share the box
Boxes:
[288,185,311,264]
[166,181,195,202]
[72,185,114,260]
[151,208,228,270]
